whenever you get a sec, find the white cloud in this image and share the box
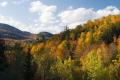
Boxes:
[58,8,97,28]
[97,6,120,18]
[0,1,8,7]
[29,1,57,23]
[29,0,60,33]
[58,6,120,29]
[0,15,32,32]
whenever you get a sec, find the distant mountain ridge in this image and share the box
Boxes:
[0,23,53,40]
[0,23,32,40]
[38,32,53,39]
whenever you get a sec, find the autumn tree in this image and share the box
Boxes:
[81,49,108,80]
[75,32,86,56]
[34,53,54,80]
[85,31,94,47]
[108,60,120,80]
[50,58,74,80]
[57,40,69,59]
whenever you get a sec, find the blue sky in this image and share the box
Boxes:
[0,0,120,34]
[43,0,120,10]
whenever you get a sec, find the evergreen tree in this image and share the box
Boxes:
[0,39,7,71]
[65,26,70,41]
[23,46,35,80]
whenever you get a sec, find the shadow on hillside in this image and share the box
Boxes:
[0,39,8,79]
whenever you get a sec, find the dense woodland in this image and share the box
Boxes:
[0,15,120,80]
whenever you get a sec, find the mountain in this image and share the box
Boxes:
[0,23,33,40]
[0,23,53,40]
[37,32,53,40]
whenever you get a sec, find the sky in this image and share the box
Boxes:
[0,0,120,34]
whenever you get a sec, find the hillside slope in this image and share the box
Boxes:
[0,23,53,40]
[0,23,32,40]
[1,15,120,80]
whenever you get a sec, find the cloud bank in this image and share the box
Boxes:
[59,6,120,29]
[29,1,120,33]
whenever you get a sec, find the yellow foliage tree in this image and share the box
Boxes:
[85,32,93,47]
[75,32,86,55]
[57,40,69,59]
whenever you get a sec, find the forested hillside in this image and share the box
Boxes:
[0,15,120,80]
